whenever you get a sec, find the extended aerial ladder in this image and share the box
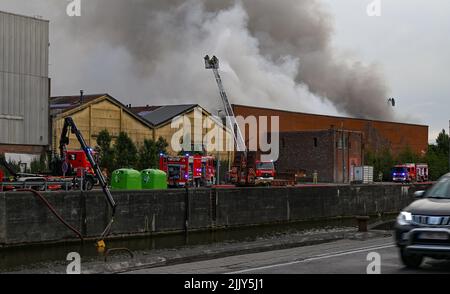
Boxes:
[204,55,256,186]
[204,55,246,153]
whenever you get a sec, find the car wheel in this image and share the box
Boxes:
[400,247,423,269]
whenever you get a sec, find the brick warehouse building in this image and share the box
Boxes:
[232,104,429,156]
[277,130,363,183]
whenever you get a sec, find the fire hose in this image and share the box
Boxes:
[14,189,130,264]
[15,189,84,241]
[14,189,116,251]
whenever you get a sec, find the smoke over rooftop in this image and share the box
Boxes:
[9,0,395,120]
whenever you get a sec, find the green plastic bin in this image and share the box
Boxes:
[141,169,168,190]
[111,169,142,190]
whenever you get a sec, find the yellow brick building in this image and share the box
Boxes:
[50,95,233,163]
[50,94,154,152]
[132,104,233,162]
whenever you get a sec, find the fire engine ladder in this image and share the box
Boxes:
[204,55,246,154]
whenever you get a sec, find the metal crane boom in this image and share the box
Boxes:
[0,156,18,177]
[60,117,117,214]
[204,55,246,153]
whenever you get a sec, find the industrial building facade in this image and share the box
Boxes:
[50,96,234,164]
[50,94,154,152]
[233,104,429,156]
[0,11,49,165]
[276,130,363,183]
[132,104,233,162]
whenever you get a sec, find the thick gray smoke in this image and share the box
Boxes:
[2,0,394,120]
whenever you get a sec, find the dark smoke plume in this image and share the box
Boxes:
[5,0,394,119]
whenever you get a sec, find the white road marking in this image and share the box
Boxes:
[226,243,396,274]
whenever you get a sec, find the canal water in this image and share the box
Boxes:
[0,215,395,272]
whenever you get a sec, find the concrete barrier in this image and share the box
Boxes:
[0,183,430,246]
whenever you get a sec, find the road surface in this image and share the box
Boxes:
[125,236,450,274]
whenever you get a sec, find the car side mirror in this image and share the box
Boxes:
[414,190,425,198]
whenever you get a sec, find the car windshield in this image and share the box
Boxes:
[168,165,181,178]
[426,176,450,199]
[256,162,274,170]
[392,167,407,173]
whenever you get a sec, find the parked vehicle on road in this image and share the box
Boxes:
[395,173,450,268]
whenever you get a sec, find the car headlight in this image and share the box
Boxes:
[397,211,413,226]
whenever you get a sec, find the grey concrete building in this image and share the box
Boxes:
[0,11,49,166]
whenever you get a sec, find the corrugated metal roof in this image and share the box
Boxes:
[50,94,107,112]
[140,104,198,126]
[0,10,49,22]
[50,94,154,129]
[130,106,161,116]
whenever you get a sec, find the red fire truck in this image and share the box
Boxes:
[58,149,98,190]
[392,163,429,183]
[255,160,276,185]
[0,150,98,191]
[159,154,216,188]
[66,150,96,176]
[228,157,277,186]
[199,155,216,186]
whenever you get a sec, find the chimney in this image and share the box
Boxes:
[80,90,84,105]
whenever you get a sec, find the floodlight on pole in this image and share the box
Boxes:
[388,98,396,107]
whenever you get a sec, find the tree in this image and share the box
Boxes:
[396,145,420,165]
[435,129,449,156]
[156,137,169,155]
[364,147,395,181]
[95,129,114,174]
[137,139,157,170]
[112,132,138,169]
[30,153,47,174]
[425,129,450,180]
[137,137,169,170]
[426,150,448,180]
[97,129,112,153]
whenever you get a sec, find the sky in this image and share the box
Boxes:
[321,0,450,142]
[1,0,449,143]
